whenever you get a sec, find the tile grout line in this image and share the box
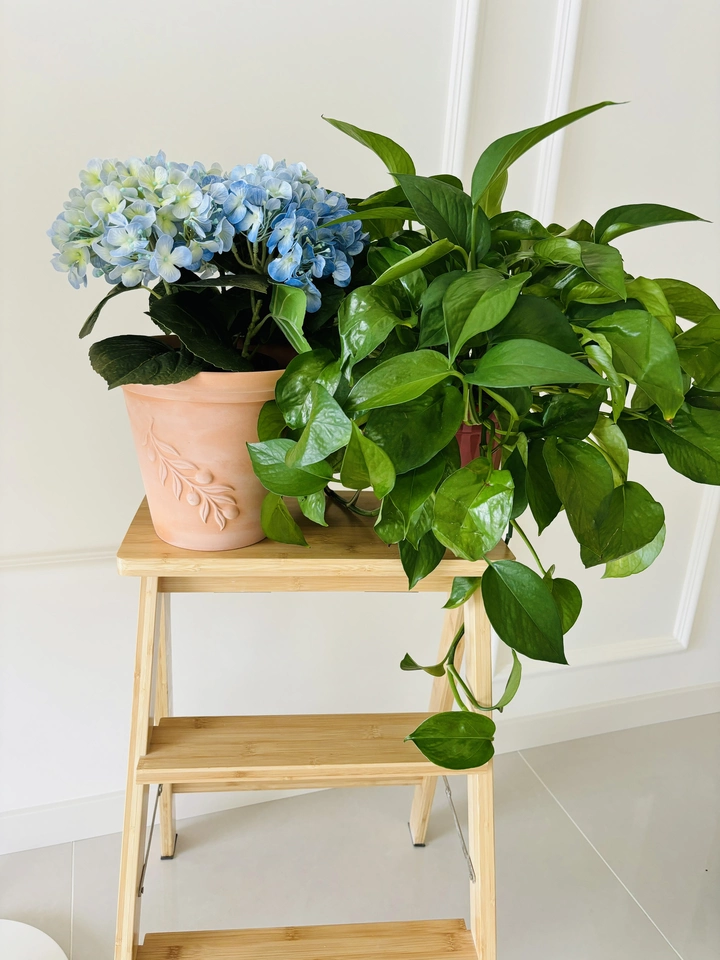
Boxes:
[516,750,686,960]
[69,840,75,960]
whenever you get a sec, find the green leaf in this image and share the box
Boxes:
[322,206,414,227]
[583,341,626,419]
[545,575,582,633]
[80,284,137,338]
[418,270,465,348]
[247,438,332,496]
[481,170,508,218]
[686,387,720,411]
[489,650,522,712]
[395,175,473,250]
[603,523,665,578]
[257,400,286,441]
[649,404,720,484]
[345,350,456,414]
[526,439,562,534]
[625,277,676,334]
[323,116,415,179]
[375,496,406,545]
[579,481,665,568]
[655,278,719,323]
[373,238,457,286]
[447,273,530,362]
[88,335,204,389]
[174,273,267,292]
[399,531,446,589]
[590,310,684,419]
[481,560,566,663]
[465,340,606,388]
[471,101,618,206]
[504,446,528,520]
[340,422,396,499]
[269,283,311,354]
[297,490,327,526]
[286,384,352,468]
[432,459,514,562]
[442,267,505,349]
[276,349,342,429]
[389,450,453,534]
[148,292,251,371]
[595,203,706,244]
[367,240,426,308]
[488,295,579,354]
[364,381,464,473]
[490,210,550,240]
[443,576,482,609]
[260,493,308,546]
[338,286,402,366]
[543,438,615,555]
[592,414,630,478]
[537,393,602,440]
[399,652,446,678]
[406,711,495,770]
[675,313,720,390]
[618,414,662,454]
[534,238,626,300]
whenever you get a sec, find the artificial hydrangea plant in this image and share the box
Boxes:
[49,153,367,378]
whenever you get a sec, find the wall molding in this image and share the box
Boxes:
[673,486,720,647]
[3,681,717,856]
[441,0,482,178]
[532,0,584,223]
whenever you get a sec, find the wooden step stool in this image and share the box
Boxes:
[114,496,509,960]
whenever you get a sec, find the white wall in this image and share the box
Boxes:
[1,0,719,853]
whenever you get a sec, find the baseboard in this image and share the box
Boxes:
[2,683,718,856]
[0,789,314,857]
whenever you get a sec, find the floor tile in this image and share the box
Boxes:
[0,842,72,955]
[73,750,681,960]
[522,712,720,960]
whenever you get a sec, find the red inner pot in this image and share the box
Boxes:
[456,422,503,469]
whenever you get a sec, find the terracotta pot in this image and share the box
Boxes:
[456,421,503,469]
[122,369,282,551]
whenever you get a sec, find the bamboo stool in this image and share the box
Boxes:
[114,495,509,960]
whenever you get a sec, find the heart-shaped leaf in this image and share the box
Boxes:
[443,576,482,609]
[406,711,496,770]
[340,422,396,499]
[465,340,606,388]
[260,493,308,546]
[595,203,706,244]
[247,439,332,497]
[433,459,514,562]
[345,350,456,414]
[481,560,566,663]
[285,384,352,468]
[447,273,531,362]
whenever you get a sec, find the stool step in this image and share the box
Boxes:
[137,713,475,789]
[137,919,477,959]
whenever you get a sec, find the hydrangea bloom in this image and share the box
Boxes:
[49,151,366,311]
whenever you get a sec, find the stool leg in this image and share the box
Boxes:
[154,593,177,859]
[465,590,497,960]
[115,577,161,960]
[408,605,464,845]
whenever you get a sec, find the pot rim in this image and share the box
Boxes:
[121,368,283,404]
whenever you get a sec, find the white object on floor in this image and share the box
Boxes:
[0,920,68,959]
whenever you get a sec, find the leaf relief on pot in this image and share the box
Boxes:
[143,422,239,530]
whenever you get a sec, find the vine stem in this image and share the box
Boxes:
[231,243,255,271]
[242,293,264,358]
[325,487,380,517]
[141,285,162,299]
[510,519,547,576]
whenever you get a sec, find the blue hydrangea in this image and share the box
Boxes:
[49,151,367,311]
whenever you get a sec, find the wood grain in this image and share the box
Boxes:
[118,497,511,582]
[465,591,496,960]
[408,605,465,844]
[137,919,477,959]
[136,713,485,787]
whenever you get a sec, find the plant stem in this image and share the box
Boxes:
[242,293,264,358]
[446,669,471,711]
[510,520,547,576]
[162,280,172,295]
[231,243,255,271]
[140,285,162,299]
[469,207,478,271]
[325,487,381,517]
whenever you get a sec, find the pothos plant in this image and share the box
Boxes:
[246,102,720,769]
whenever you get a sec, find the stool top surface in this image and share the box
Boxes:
[117,496,512,581]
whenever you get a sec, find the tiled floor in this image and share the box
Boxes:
[1,714,718,959]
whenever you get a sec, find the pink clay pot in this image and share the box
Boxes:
[122,369,282,551]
